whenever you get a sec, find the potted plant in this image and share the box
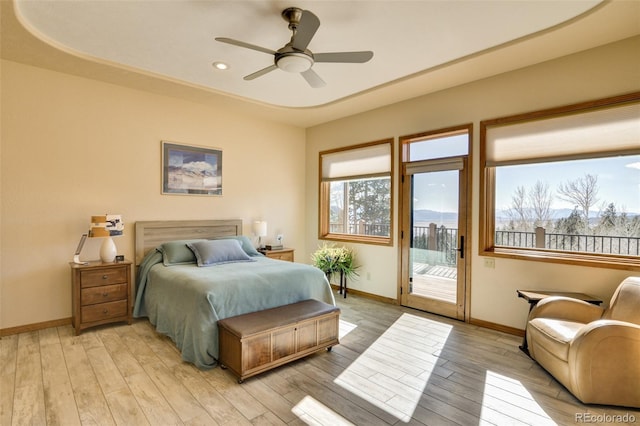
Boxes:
[311,243,358,297]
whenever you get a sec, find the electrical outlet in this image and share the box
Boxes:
[484,258,495,268]
[366,272,371,280]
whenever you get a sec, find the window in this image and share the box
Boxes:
[319,139,393,245]
[406,129,469,161]
[480,92,640,268]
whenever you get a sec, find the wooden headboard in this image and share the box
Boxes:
[135,219,243,264]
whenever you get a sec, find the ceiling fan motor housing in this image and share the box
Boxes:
[276,50,314,73]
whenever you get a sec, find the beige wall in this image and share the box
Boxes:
[1,60,306,329]
[305,36,640,330]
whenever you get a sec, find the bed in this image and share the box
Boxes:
[132,220,335,369]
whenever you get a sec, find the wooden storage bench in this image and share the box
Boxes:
[217,299,340,383]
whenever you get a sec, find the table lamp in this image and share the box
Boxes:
[253,221,267,248]
[72,234,89,264]
[89,214,124,262]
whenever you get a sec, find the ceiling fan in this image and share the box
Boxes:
[215,7,374,88]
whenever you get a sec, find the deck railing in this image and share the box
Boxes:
[496,228,640,256]
[329,222,390,236]
[330,222,640,257]
[412,224,458,266]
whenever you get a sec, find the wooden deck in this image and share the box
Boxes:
[2,294,637,425]
[412,263,457,304]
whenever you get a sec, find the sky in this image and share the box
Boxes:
[410,136,640,216]
[410,134,466,213]
[495,155,640,215]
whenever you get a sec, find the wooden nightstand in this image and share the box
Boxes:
[70,260,132,335]
[258,248,294,262]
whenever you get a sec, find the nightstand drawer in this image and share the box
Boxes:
[80,266,128,287]
[259,248,294,262]
[81,300,127,323]
[269,251,294,262]
[81,283,128,306]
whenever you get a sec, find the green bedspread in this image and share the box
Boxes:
[133,250,335,369]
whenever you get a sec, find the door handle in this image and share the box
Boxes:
[456,236,464,259]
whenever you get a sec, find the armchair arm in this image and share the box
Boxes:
[568,320,640,407]
[529,296,604,323]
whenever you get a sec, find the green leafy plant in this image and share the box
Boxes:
[311,243,359,281]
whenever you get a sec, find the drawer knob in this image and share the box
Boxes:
[102,275,108,280]
[102,292,109,297]
[103,309,109,314]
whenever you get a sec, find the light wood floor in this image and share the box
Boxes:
[2,294,638,425]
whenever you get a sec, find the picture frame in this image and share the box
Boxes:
[162,141,222,195]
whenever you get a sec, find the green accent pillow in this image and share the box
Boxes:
[159,239,206,266]
[187,239,256,267]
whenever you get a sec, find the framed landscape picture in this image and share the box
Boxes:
[162,141,222,195]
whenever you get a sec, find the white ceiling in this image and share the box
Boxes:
[3,1,640,126]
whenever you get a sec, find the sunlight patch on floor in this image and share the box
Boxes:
[481,370,556,425]
[292,396,355,426]
[334,313,453,422]
[339,319,357,340]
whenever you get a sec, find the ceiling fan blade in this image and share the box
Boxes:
[314,51,374,63]
[244,65,278,81]
[292,10,320,51]
[301,68,326,88]
[215,37,276,55]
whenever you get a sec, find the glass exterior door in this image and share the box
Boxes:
[401,159,467,319]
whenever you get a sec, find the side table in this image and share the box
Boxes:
[517,289,602,355]
[71,260,132,335]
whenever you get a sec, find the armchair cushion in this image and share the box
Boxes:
[527,318,583,361]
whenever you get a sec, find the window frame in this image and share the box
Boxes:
[479,92,640,270]
[318,138,394,246]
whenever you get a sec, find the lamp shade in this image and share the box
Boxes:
[253,221,267,237]
[89,214,124,263]
[89,215,124,237]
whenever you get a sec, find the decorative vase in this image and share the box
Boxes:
[100,237,117,263]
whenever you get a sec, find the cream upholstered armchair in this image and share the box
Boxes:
[526,277,640,408]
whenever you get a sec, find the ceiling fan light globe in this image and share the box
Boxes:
[276,53,313,73]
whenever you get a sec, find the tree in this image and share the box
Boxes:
[624,214,640,237]
[598,205,640,238]
[557,174,599,226]
[505,180,553,231]
[530,180,553,228]
[555,207,584,235]
[346,178,391,235]
[506,186,530,230]
[598,202,617,230]
[329,182,346,232]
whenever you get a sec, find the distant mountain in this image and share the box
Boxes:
[413,209,458,225]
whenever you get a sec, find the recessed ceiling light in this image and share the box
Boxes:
[212,61,229,70]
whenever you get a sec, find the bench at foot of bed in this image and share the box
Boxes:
[217,299,340,383]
